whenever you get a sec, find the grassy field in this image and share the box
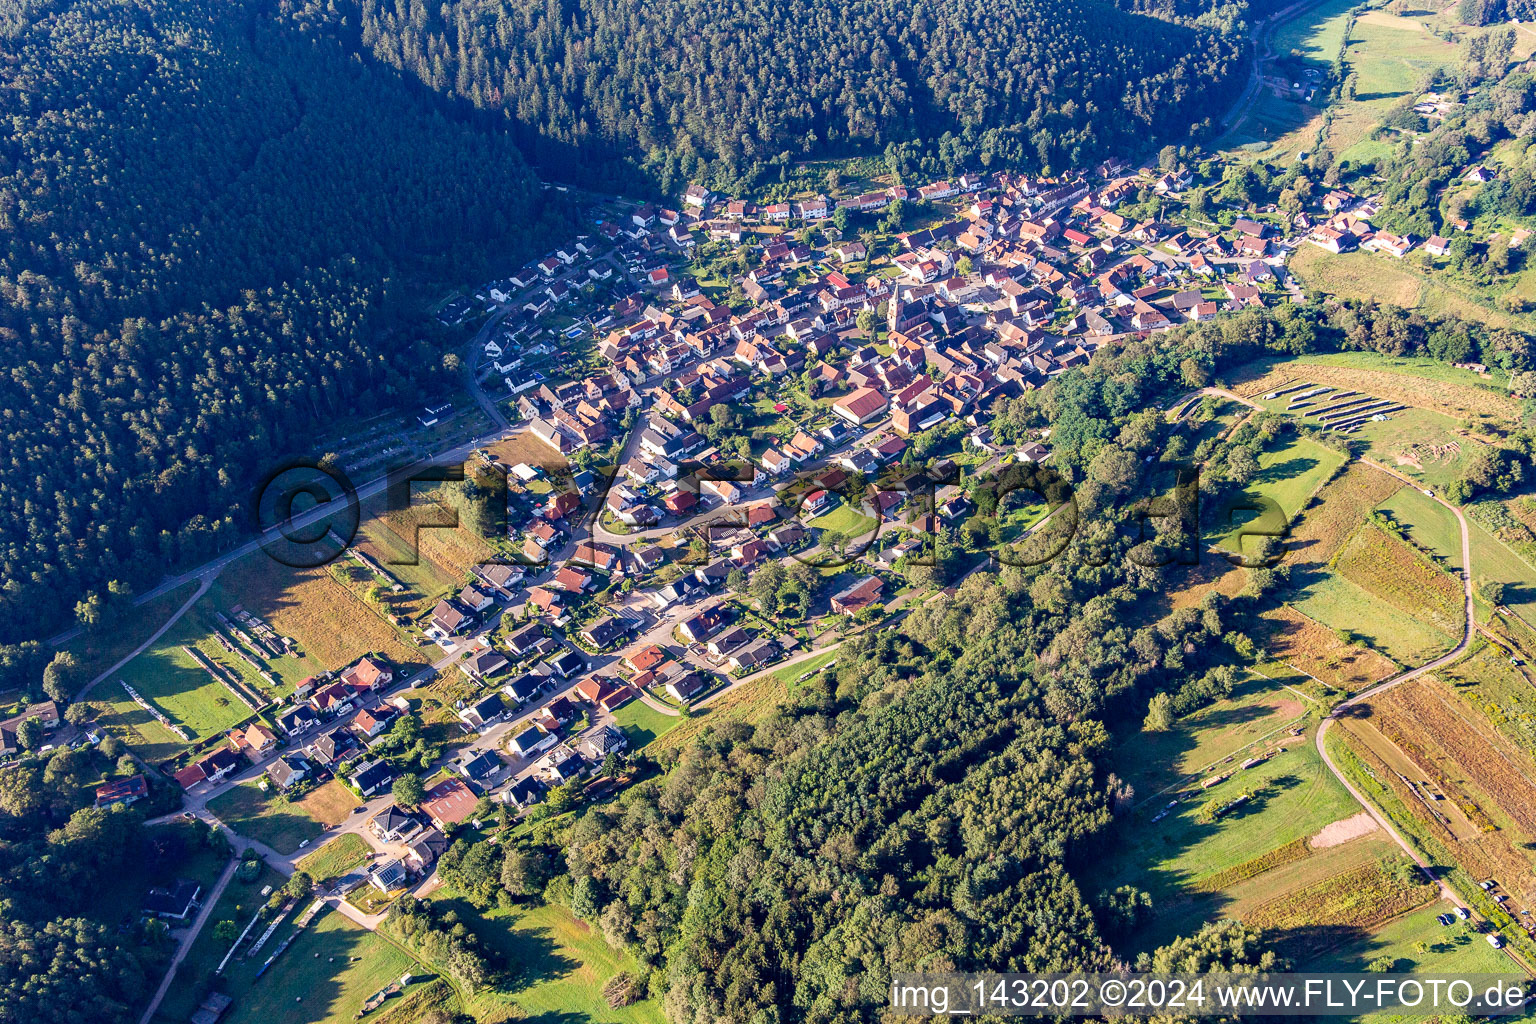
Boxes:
[807,500,880,538]
[1325,9,1462,158]
[208,781,325,855]
[1291,569,1457,665]
[62,581,200,690]
[221,908,427,1024]
[1082,716,1361,954]
[296,780,362,828]
[1334,524,1464,637]
[1211,433,1346,554]
[610,697,682,749]
[297,833,371,884]
[1222,0,1352,157]
[95,597,285,759]
[1394,491,1536,623]
[1105,672,1311,796]
[417,894,664,1024]
[1308,902,1516,973]
[1378,486,1465,569]
[212,551,426,675]
[1290,245,1536,338]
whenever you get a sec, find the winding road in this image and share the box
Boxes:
[1313,461,1474,907]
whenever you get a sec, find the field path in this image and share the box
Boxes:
[1312,460,1534,973]
[75,573,216,702]
[136,848,240,1024]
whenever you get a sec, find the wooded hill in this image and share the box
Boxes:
[0,0,563,649]
[350,0,1244,191]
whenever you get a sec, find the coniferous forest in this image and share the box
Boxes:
[0,0,563,647]
[350,0,1245,190]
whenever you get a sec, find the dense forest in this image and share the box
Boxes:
[349,0,1244,191]
[0,745,206,1024]
[0,0,565,651]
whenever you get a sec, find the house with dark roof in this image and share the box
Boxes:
[508,726,557,758]
[458,692,508,729]
[351,758,395,797]
[277,704,319,736]
[547,649,586,678]
[462,649,511,682]
[457,750,507,786]
[679,606,727,643]
[665,672,705,702]
[578,725,628,762]
[431,600,471,635]
[504,776,547,809]
[580,615,631,649]
[406,829,448,872]
[266,754,309,790]
[369,804,424,844]
[144,879,202,921]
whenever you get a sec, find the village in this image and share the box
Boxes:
[16,154,1425,901]
[14,126,1534,1024]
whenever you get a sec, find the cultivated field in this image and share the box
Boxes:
[1233,353,1518,424]
[1343,677,1536,914]
[1334,524,1464,637]
[1294,462,1403,554]
[1261,605,1399,691]
[1442,643,1536,760]
[1291,569,1456,665]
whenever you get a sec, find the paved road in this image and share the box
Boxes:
[1216,0,1330,144]
[135,838,244,1024]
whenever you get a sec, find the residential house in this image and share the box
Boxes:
[420,777,479,829]
[266,754,309,790]
[458,750,507,787]
[351,758,396,797]
[462,649,511,682]
[369,804,424,844]
[831,576,884,616]
[458,692,508,730]
[95,774,149,808]
[665,672,705,702]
